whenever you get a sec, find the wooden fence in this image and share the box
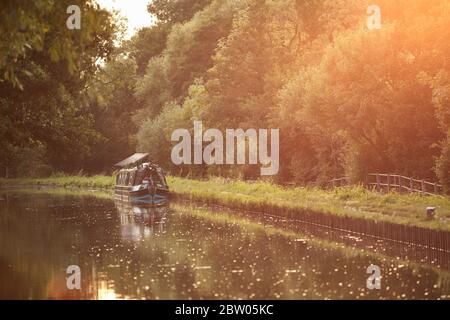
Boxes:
[329,173,443,195]
[329,177,349,188]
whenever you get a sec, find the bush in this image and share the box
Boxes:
[12,143,52,178]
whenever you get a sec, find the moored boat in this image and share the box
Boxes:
[114,154,169,206]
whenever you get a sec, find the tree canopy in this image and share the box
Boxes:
[2,0,450,192]
[133,0,450,189]
[0,0,117,175]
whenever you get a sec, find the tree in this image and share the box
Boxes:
[279,0,450,183]
[0,0,117,176]
[134,0,234,122]
[0,0,115,88]
[127,24,171,75]
[148,0,213,24]
[85,53,140,173]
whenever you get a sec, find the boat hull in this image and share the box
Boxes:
[114,186,169,206]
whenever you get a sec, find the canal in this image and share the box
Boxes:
[0,189,449,300]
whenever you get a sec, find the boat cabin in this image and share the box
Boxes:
[114,153,169,206]
[116,163,168,189]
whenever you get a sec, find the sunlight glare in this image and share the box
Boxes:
[96,0,155,38]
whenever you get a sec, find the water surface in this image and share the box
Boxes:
[0,189,449,300]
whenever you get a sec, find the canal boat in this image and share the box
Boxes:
[114,154,169,206]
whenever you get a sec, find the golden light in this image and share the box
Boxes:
[96,280,119,300]
[96,0,156,38]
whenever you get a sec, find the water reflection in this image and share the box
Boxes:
[0,190,449,300]
[116,202,168,241]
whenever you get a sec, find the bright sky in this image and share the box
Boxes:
[97,0,155,38]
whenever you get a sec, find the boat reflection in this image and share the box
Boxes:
[115,201,168,241]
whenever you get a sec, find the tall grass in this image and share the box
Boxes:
[167,176,450,231]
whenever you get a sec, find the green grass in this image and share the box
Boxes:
[0,174,115,189]
[167,176,450,231]
[0,186,114,199]
[1,174,450,231]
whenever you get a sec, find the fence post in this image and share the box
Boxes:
[434,182,438,194]
[376,174,380,191]
[409,177,413,193]
[387,174,390,193]
[398,176,402,192]
[421,180,425,194]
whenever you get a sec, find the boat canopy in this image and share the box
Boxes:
[114,153,149,168]
[116,162,168,188]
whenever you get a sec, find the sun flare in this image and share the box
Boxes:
[96,0,155,38]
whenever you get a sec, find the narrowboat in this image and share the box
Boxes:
[114,154,169,206]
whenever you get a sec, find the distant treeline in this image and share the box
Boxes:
[1,0,450,192]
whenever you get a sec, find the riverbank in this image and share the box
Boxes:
[1,175,450,232]
[0,175,115,189]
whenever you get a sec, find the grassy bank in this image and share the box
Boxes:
[0,175,115,189]
[1,175,450,231]
[168,177,450,231]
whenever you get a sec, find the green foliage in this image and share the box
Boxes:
[86,54,140,173]
[127,25,171,75]
[4,0,450,189]
[128,0,450,184]
[137,100,195,175]
[0,0,117,176]
[148,0,213,24]
[9,142,52,178]
[202,0,450,185]
[0,0,116,88]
